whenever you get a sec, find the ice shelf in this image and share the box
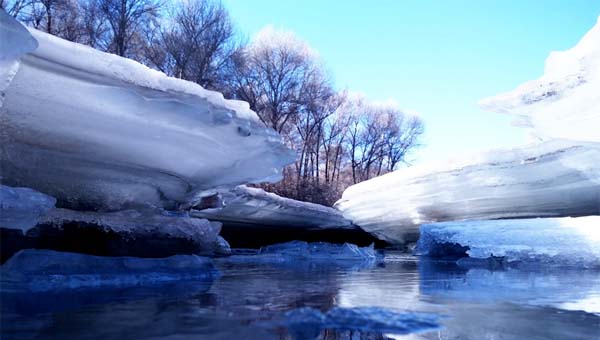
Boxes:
[0,14,294,211]
[336,140,600,244]
[415,216,600,268]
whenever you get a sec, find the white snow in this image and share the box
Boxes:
[336,140,600,244]
[0,10,37,107]
[415,216,600,268]
[192,186,354,229]
[0,184,56,233]
[479,16,600,143]
[0,15,295,211]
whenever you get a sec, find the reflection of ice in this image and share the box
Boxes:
[1,249,217,292]
[281,307,440,340]
[222,241,380,271]
[1,249,217,319]
[418,259,600,314]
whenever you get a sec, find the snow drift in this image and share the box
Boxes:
[336,16,600,244]
[0,13,294,211]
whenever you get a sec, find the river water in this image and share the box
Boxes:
[2,250,599,339]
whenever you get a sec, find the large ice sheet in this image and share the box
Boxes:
[1,249,217,292]
[191,186,353,229]
[480,16,600,143]
[0,184,56,233]
[336,140,600,244]
[415,216,600,268]
[0,14,294,211]
[0,10,37,107]
[1,208,230,261]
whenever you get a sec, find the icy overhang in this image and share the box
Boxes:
[0,14,295,211]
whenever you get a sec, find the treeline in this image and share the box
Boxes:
[2,0,424,206]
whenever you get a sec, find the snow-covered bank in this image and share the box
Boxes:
[192,186,353,229]
[336,140,600,244]
[0,14,294,211]
[336,16,600,245]
[415,216,600,268]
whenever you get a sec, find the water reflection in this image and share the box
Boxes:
[2,250,599,339]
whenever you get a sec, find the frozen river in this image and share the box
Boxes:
[2,247,599,339]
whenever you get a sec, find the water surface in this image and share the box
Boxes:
[2,250,599,339]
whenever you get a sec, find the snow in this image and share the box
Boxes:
[0,10,37,107]
[415,216,600,268]
[0,14,294,211]
[336,140,600,244]
[1,249,217,292]
[191,186,353,230]
[480,15,600,143]
[0,185,56,233]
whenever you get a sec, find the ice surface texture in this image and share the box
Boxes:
[0,184,56,232]
[0,10,37,107]
[282,307,440,339]
[1,249,217,292]
[480,16,600,143]
[0,14,294,211]
[415,216,600,268]
[336,140,600,244]
[1,207,230,261]
[224,241,379,271]
[192,186,353,229]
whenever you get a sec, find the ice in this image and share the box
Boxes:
[1,249,217,292]
[259,241,377,260]
[0,185,56,233]
[415,216,600,268]
[1,208,230,261]
[336,140,600,244]
[479,16,600,143]
[0,14,294,211]
[224,241,380,271]
[281,307,440,339]
[336,18,600,245]
[191,186,353,229]
[0,10,37,107]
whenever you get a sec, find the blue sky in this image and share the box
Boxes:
[223,0,600,163]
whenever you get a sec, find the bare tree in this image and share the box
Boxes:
[1,0,33,16]
[146,0,237,91]
[97,0,161,57]
[229,26,321,134]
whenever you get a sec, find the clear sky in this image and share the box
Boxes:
[222,0,600,163]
